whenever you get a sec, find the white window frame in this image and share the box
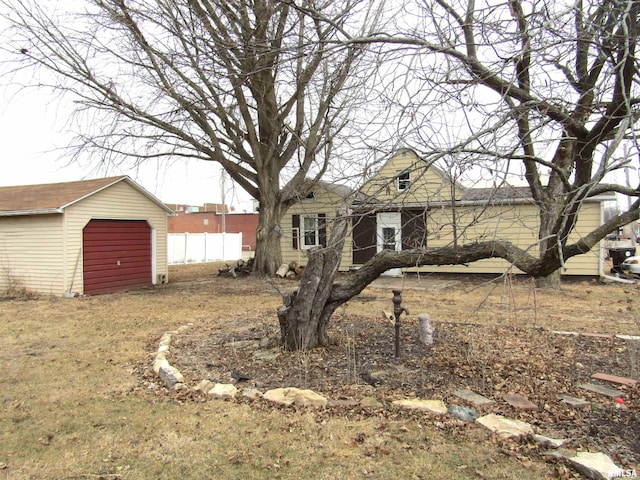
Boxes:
[301,214,320,249]
[397,170,411,191]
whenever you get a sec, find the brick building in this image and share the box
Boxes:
[167,203,259,253]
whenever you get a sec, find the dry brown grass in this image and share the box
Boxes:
[1,263,639,479]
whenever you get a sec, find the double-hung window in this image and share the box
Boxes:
[292,213,326,249]
[301,214,320,248]
[397,170,411,191]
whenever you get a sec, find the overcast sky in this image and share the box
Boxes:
[0,85,255,211]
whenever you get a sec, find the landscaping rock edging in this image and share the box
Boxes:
[152,325,191,390]
[152,325,631,479]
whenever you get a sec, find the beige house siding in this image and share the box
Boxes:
[281,186,352,268]
[0,215,65,294]
[64,181,169,294]
[406,201,604,275]
[359,149,455,205]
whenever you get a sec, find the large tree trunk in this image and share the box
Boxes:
[252,178,285,276]
[253,212,283,277]
[536,194,564,290]
[535,269,561,289]
[280,214,349,351]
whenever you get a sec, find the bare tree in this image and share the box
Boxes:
[0,0,379,275]
[280,0,640,350]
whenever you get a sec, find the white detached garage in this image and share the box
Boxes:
[0,176,174,296]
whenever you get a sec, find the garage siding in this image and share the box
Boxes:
[0,215,65,294]
[64,181,169,294]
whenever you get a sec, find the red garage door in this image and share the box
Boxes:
[83,219,152,295]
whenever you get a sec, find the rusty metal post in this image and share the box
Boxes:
[392,289,409,359]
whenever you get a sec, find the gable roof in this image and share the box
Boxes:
[0,176,175,217]
[461,185,533,203]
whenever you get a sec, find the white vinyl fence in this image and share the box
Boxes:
[168,232,242,264]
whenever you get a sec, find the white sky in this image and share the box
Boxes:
[0,87,256,212]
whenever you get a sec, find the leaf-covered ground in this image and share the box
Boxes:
[161,272,640,470]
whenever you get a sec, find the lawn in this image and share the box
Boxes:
[1,263,638,479]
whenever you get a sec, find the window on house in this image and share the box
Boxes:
[397,171,411,190]
[292,213,326,249]
[382,227,396,251]
[302,214,320,248]
[203,218,209,225]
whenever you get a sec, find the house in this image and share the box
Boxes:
[167,203,259,253]
[280,181,355,268]
[0,176,174,296]
[280,149,614,276]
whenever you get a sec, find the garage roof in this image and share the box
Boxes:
[0,176,175,217]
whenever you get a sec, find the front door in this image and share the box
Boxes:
[376,212,402,277]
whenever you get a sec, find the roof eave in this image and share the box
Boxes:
[0,208,64,217]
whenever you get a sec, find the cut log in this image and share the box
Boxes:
[275,263,290,278]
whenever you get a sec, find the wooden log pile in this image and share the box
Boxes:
[275,261,305,279]
[218,258,253,277]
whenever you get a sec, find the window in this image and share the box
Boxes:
[397,170,411,190]
[292,213,326,249]
[382,227,396,251]
[302,214,320,248]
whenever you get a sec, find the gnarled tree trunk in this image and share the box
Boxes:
[280,213,349,351]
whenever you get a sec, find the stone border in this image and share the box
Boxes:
[152,325,633,478]
[152,324,191,390]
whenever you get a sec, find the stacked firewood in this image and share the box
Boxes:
[275,261,305,279]
[218,258,253,277]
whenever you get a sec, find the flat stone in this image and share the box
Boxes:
[568,451,621,480]
[504,393,538,410]
[533,434,566,449]
[293,389,328,407]
[540,448,576,460]
[476,413,533,438]
[194,379,214,394]
[263,387,327,407]
[392,399,447,415]
[617,334,640,341]
[228,340,259,349]
[447,404,479,422]
[578,383,624,398]
[581,333,614,339]
[359,397,384,408]
[158,365,184,389]
[557,394,591,408]
[591,372,638,387]
[452,389,495,407]
[252,350,280,363]
[258,337,278,349]
[241,388,263,400]
[328,399,360,408]
[208,383,238,399]
[152,354,170,374]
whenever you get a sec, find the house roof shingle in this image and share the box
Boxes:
[460,185,533,203]
[0,176,174,216]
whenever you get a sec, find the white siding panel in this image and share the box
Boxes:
[0,215,65,294]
